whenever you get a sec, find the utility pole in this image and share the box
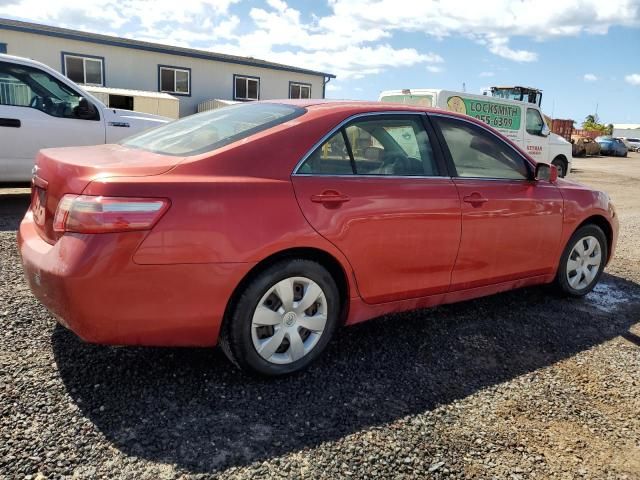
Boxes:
[462,82,466,93]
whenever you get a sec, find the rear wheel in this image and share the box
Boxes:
[220,259,340,376]
[553,225,607,297]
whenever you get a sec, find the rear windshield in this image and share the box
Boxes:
[122,102,305,156]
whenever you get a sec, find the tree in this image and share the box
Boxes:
[582,114,609,134]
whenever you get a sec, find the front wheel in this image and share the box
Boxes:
[553,225,607,297]
[552,158,567,178]
[220,259,340,376]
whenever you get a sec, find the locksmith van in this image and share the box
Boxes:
[379,88,572,177]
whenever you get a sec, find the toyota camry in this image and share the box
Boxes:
[18,100,618,376]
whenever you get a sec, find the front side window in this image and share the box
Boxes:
[234,75,259,101]
[526,108,545,136]
[298,115,439,176]
[435,116,530,180]
[0,61,97,120]
[289,82,311,99]
[159,66,190,95]
[63,54,103,86]
[122,102,304,156]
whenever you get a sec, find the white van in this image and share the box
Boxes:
[0,54,170,182]
[379,89,572,177]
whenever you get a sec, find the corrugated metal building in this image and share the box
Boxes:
[613,124,640,138]
[0,18,335,117]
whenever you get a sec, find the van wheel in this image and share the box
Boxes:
[552,157,567,177]
[219,259,340,376]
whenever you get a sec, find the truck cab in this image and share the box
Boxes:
[0,54,170,182]
[379,88,572,177]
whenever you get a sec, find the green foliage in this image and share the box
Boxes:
[581,114,612,135]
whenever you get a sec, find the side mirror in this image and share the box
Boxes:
[540,123,550,137]
[535,163,558,183]
[75,97,98,120]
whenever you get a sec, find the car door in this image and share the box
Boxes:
[292,113,461,304]
[523,107,548,162]
[0,60,105,181]
[431,114,564,291]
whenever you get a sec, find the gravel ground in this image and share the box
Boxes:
[1,155,639,479]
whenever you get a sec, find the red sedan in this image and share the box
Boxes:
[18,101,618,376]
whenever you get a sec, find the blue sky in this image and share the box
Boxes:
[1,0,639,124]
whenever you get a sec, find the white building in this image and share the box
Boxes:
[612,124,640,138]
[0,18,335,117]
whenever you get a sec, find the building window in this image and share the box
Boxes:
[62,53,104,86]
[289,82,311,99]
[159,66,190,95]
[0,43,6,54]
[234,74,260,101]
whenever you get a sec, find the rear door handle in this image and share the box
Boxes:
[0,118,21,128]
[310,191,350,205]
[463,192,488,206]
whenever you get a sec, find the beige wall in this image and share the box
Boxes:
[0,29,326,117]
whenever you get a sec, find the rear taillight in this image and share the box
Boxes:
[53,195,170,234]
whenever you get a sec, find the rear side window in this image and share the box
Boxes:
[435,116,530,180]
[298,131,353,175]
[122,103,305,156]
[299,115,439,176]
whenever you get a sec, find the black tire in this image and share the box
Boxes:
[553,225,608,297]
[219,259,340,376]
[552,157,567,178]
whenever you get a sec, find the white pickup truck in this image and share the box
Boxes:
[379,88,573,177]
[0,54,170,182]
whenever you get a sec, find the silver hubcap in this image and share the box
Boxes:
[566,235,602,290]
[251,276,328,365]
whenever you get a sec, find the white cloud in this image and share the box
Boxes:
[427,65,444,73]
[2,0,640,80]
[325,83,342,92]
[583,73,598,82]
[479,71,495,77]
[485,36,537,62]
[625,73,640,86]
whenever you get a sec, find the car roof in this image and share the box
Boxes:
[266,99,469,118]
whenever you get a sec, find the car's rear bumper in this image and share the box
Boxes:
[17,211,251,346]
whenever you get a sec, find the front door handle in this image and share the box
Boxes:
[0,118,21,128]
[310,190,350,205]
[463,192,488,206]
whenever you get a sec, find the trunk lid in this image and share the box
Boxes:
[31,144,180,243]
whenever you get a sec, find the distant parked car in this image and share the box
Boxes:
[595,136,628,157]
[571,135,601,157]
[0,54,170,182]
[620,137,640,152]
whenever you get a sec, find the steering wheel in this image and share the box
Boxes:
[379,152,406,174]
[29,95,43,109]
[29,96,55,115]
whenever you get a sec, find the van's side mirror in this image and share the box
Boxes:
[75,97,98,120]
[540,123,550,137]
[535,163,558,183]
